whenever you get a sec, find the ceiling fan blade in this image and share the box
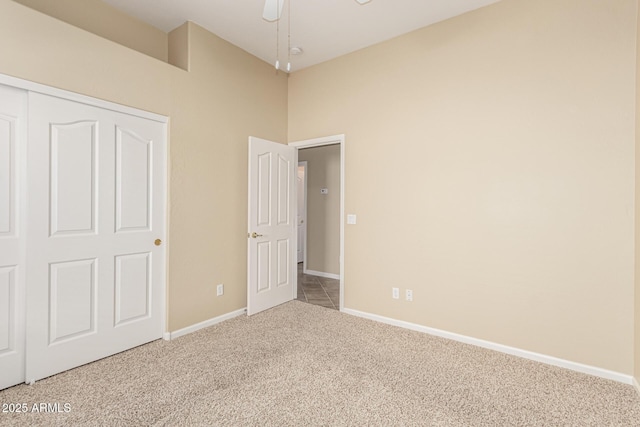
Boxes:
[263,0,284,22]
[355,0,372,4]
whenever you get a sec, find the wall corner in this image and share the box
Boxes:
[168,22,190,71]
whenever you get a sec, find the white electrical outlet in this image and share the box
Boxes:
[216,283,224,296]
[406,289,413,302]
[392,287,399,299]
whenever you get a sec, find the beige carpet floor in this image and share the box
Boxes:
[1,300,639,426]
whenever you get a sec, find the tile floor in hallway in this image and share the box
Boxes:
[296,263,340,310]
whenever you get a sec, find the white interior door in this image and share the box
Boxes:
[0,85,27,390]
[25,92,166,383]
[247,136,296,316]
[296,162,307,264]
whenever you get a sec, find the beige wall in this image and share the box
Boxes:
[0,0,288,332]
[169,23,189,71]
[635,0,640,385]
[13,0,168,61]
[289,0,637,374]
[3,0,640,377]
[299,145,341,275]
[0,1,171,117]
[168,22,288,330]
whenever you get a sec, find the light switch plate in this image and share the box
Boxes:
[347,214,357,225]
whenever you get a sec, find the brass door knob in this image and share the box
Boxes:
[154,239,162,246]
[251,232,263,238]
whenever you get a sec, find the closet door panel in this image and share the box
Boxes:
[0,267,16,352]
[50,121,98,236]
[0,114,14,235]
[26,92,166,383]
[0,84,26,391]
[115,127,151,232]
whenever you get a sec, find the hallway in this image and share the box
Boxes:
[296,263,339,310]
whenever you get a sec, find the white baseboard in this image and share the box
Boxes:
[303,269,340,280]
[342,307,633,385]
[634,377,640,395]
[165,308,247,340]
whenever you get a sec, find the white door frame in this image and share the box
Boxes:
[289,135,345,311]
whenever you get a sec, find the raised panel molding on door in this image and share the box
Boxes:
[257,152,272,227]
[0,114,16,236]
[114,252,152,326]
[48,259,97,344]
[0,84,27,391]
[115,126,152,233]
[0,267,16,353]
[50,121,98,236]
[25,91,166,384]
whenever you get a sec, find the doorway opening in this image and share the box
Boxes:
[297,161,307,266]
[290,135,345,311]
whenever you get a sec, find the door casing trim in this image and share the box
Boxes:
[289,135,345,311]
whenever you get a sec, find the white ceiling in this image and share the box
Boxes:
[100,0,500,71]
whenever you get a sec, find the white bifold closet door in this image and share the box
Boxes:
[0,85,27,391]
[24,92,166,384]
